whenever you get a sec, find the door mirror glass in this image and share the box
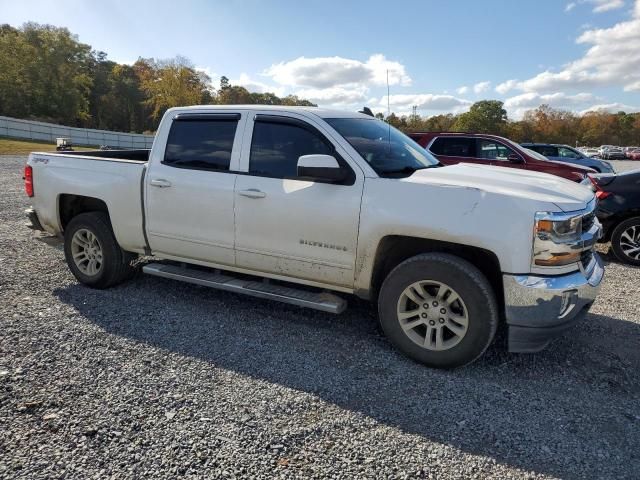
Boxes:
[297,154,346,182]
[507,153,523,163]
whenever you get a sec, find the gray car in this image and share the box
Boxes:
[521,143,615,173]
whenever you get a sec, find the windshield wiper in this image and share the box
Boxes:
[378,164,441,176]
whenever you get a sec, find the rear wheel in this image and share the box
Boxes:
[64,212,137,288]
[377,253,498,369]
[610,217,640,266]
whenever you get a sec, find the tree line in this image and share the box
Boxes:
[385,100,640,147]
[1,23,639,146]
[0,23,314,134]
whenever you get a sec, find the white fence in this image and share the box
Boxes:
[0,116,155,149]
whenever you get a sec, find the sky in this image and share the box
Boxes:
[1,0,639,119]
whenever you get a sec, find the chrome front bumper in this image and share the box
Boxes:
[503,252,604,353]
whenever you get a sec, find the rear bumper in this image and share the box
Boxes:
[503,253,604,353]
[25,207,45,231]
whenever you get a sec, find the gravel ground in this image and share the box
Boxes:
[1,154,639,479]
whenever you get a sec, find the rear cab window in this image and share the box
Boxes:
[164,114,240,171]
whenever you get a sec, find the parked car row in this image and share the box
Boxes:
[577,145,640,160]
[520,143,614,173]
[407,132,596,181]
[591,170,640,266]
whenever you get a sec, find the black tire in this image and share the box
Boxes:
[377,253,498,369]
[64,212,137,289]
[610,217,640,266]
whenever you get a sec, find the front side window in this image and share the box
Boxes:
[476,139,516,161]
[430,137,475,157]
[249,120,333,178]
[164,119,238,170]
[325,117,439,176]
[558,147,581,159]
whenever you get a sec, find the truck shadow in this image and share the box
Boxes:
[53,276,640,479]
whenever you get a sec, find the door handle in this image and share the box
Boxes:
[238,189,266,199]
[150,178,172,188]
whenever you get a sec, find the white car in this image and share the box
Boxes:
[24,105,604,368]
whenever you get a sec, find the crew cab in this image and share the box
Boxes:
[409,132,595,182]
[25,106,604,368]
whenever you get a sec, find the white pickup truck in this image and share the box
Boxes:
[25,105,604,368]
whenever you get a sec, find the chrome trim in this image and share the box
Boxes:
[503,252,603,328]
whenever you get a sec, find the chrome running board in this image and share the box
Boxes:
[142,262,347,314]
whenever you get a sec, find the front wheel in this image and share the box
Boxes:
[64,212,137,288]
[610,217,640,266]
[378,253,498,369]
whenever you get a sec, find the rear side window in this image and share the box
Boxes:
[533,145,559,157]
[430,137,475,157]
[249,120,333,178]
[164,118,238,171]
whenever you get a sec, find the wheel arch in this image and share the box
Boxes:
[58,194,111,232]
[367,235,504,312]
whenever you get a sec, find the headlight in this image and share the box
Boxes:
[536,215,582,239]
[533,212,583,267]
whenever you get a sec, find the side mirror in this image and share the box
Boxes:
[297,154,346,182]
[507,153,523,163]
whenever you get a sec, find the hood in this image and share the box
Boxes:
[545,159,596,172]
[404,163,594,212]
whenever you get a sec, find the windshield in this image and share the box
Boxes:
[326,117,440,176]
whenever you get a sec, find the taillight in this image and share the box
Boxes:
[587,174,611,200]
[24,165,34,197]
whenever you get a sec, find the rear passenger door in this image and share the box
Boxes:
[145,112,244,266]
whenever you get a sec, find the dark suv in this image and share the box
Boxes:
[409,133,595,182]
[521,143,614,173]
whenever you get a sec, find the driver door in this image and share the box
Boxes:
[233,113,364,288]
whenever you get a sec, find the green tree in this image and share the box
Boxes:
[452,100,508,134]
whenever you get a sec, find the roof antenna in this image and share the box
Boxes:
[387,69,391,154]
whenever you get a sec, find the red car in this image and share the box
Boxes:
[626,148,640,160]
[409,132,595,182]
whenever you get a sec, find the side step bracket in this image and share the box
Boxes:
[142,263,347,314]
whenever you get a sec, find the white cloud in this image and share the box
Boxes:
[264,54,411,89]
[587,0,625,13]
[495,79,519,94]
[496,1,640,94]
[580,102,640,113]
[504,92,603,119]
[456,86,469,94]
[376,94,472,113]
[230,73,285,96]
[566,2,577,12]
[195,66,218,82]
[504,91,597,109]
[473,81,491,94]
[295,86,368,105]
